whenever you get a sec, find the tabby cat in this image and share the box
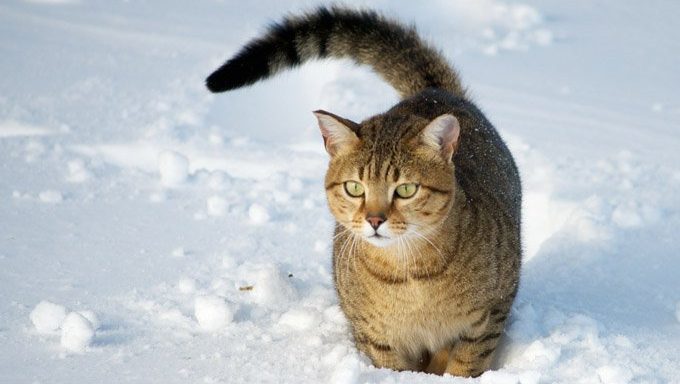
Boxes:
[206,7,521,377]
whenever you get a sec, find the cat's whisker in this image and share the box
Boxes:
[352,235,360,276]
[404,236,413,284]
[396,235,406,283]
[405,234,430,280]
[404,236,411,284]
[406,234,430,280]
[337,232,354,278]
[333,226,352,241]
[409,229,446,266]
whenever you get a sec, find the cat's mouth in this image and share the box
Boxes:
[365,233,394,247]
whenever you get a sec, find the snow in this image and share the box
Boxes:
[479,370,522,384]
[0,120,55,138]
[177,277,197,294]
[328,354,362,384]
[247,203,270,225]
[77,310,101,330]
[1,0,680,383]
[278,308,321,331]
[206,195,228,216]
[171,247,186,258]
[66,159,91,183]
[60,312,95,353]
[596,365,633,384]
[157,150,190,187]
[194,295,234,332]
[237,263,298,308]
[30,301,68,333]
[38,189,63,203]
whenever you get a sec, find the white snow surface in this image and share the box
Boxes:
[1,1,679,383]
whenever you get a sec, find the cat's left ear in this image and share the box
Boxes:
[313,110,360,156]
[420,114,461,162]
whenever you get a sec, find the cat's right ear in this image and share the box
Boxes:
[313,110,360,156]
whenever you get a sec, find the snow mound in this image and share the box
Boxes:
[77,310,101,330]
[328,354,361,384]
[597,365,633,384]
[178,277,197,294]
[278,308,321,331]
[194,295,235,332]
[479,370,521,384]
[393,0,553,56]
[66,159,91,183]
[38,190,63,203]
[60,312,95,353]
[237,263,297,309]
[30,301,68,333]
[0,119,54,137]
[206,195,228,216]
[248,203,270,225]
[158,150,189,187]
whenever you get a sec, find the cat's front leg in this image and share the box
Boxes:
[354,333,414,371]
[445,309,504,377]
[424,347,450,374]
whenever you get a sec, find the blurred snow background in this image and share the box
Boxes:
[1,0,679,383]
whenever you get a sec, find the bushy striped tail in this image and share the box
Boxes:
[206,6,465,99]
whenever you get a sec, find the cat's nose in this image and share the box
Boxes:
[366,214,386,230]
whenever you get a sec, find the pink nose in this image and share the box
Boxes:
[366,214,386,230]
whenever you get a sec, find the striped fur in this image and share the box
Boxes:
[206,6,464,99]
[206,7,521,378]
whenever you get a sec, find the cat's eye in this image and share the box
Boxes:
[344,181,365,197]
[395,183,418,198]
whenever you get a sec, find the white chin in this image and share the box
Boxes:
[364,236,395,248]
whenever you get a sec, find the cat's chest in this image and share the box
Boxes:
[374,279,469,350]
[374,278,462,318]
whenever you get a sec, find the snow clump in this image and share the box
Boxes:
[66,159,91,183]
[171,247,186,258]
[328,354,361,384]
[38,190,63,203]
[206,195,228,216]
[248,203,270,224]
[278,308,321,331]
[178,277,197,294]
[30,301,68,333]
[77,309,101,330]
[238,263,297,309]
[60,312,95,353]
[157,150,189,186]
[194,295,234,332]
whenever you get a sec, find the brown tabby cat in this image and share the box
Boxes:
[206,7,521,377]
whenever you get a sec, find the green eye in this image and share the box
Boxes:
[395,183,418,198]
[344,181,365,197]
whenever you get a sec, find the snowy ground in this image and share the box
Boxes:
[1,1,679,383]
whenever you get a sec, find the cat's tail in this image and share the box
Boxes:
[206,6,465,99]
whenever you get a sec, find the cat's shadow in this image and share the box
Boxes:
[492,215,679,369]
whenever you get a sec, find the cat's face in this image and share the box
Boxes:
[316,111,460,249]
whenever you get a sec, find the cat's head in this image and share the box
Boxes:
[315,109,460,248]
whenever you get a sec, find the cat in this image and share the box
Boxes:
[206,6,521,377]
